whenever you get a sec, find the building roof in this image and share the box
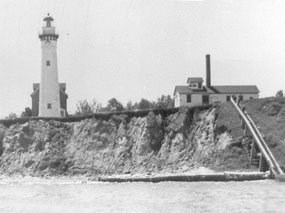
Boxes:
[33,83,66,91]
[174,85,259,95]
[186,77,204,84]
[212,85,260,94]
[174,86,215,95]
[59,83,66,91]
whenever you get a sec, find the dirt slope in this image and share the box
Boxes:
[0,106,252,176]
[243,97,285,169]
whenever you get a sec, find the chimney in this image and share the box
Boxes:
[206,54,211,87]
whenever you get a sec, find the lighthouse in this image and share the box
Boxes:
[38,14,61,117]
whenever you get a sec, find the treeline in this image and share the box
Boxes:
[5,95,174,119]
[1,107,183,128]
[5,107,32,119]
[74,95,174,116]
[275,90,284,98]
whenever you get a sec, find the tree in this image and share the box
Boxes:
[137,98,154,110]
[21,107,32,117]
[6,113,17,119]
[75,99,102,115]
[155,95,174,109]
[106,98,124,112]
[275,90,284,98]
[125,100,136,111]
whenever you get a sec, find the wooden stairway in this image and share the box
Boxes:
[231,97,284,176]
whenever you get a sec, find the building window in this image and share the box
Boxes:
[46,60,50,66]
[47,103,52,109]
[202,95,209,105]
[226,96,231,102]
[187,94,191,103]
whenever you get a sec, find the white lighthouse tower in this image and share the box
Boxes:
[38,14,61,117]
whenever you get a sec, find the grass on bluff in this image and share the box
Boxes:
[214,102,243,139]
[214,97,285,171]
[243,97,285,169]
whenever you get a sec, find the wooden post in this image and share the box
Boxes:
[259,153,266,172]
[241,120,246,129]
[250,139,256,164]
[244,125,251,137]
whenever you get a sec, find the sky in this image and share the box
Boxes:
[0,0,285,118]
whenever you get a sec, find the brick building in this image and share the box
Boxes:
[31,83,68,117]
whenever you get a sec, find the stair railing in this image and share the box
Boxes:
[230,97,283,175]
[245,111,283,175]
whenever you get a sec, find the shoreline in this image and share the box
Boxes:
[0,169,272,184]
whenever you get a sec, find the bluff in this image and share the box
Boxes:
[0,106,253,176]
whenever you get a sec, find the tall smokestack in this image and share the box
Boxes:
[206,54,211,87]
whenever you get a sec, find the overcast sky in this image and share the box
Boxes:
[0,0,285,117]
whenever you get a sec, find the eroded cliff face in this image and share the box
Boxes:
[0,107,250,176]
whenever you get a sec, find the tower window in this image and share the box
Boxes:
[46,60,50,66]
[47,103,52,109]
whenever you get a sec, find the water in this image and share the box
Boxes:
[0,178,284,213]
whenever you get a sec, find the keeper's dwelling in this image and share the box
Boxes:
[174,55,259,107]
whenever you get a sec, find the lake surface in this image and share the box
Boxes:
[0,178,284,213]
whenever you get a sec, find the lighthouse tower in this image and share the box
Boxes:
[38,14,61,117]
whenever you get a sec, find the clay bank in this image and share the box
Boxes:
[0,102,272,180]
